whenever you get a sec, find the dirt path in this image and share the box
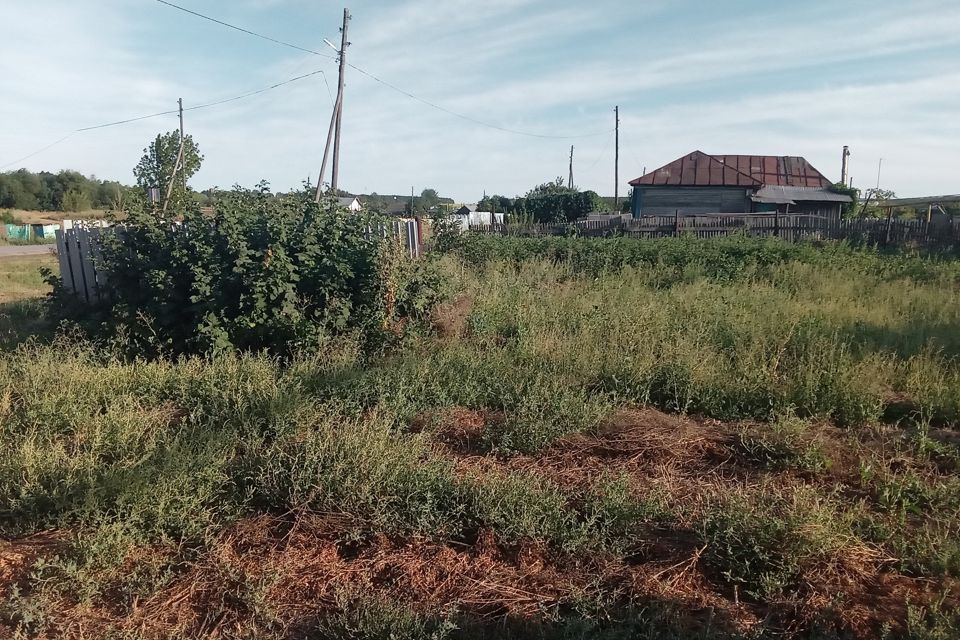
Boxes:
[0,244,56,258]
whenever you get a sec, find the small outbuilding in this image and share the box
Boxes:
[629,151,850,219]
[337,196,363,212]
[451,204,504,229]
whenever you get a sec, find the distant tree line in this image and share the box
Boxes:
[0,169,136,212]
[477,178,606,223]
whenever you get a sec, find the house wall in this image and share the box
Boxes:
[789,201,842,219]
[633,186,753,217]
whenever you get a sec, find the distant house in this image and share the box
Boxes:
[337,196,363,212]
[451,204,504,229]
[629,151,851,219]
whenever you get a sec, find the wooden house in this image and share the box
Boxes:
[629,151,851,219]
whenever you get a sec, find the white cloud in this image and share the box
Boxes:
[1,0,957,200]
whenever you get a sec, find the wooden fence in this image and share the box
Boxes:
[469,212,960,247]
[55,225,106,303]
[55,218,423,302]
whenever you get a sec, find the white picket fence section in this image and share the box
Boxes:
[55,218,423,303]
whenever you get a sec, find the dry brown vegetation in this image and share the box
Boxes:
[2,237,960,639]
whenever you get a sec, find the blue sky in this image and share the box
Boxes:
[2,0,958,201]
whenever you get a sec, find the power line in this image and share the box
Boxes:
[155,0,613,140]
[345,64,611,139]
[76,109,180,132]
[0,134,76,170]
[585,130,615,172]
[618,128,645,177]
[186,69,328,112]
[1,69,329,170]
[156,0,336,60]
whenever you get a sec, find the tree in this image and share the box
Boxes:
[477,194,511,213]
[512,179,603,223]
[828,182,859,218]
[133,131,203,212]
[419,188,440,212]
[858,188,896,218]
[406,188,446,216]
[62,189,92,212]
[0,168,136,211]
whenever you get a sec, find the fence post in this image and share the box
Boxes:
[774,212,780,238]
[674,209,680,237]
[885,209,893,245]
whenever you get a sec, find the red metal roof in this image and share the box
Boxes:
[629,151,832,188]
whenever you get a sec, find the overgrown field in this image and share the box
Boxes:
[2,237,959,639]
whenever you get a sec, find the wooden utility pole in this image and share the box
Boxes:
[315,8,351,202]
[568,146,574,189]
[614,106,620,211]
[841,145,850,186]
[316,92,342,201]
[163,98,185,214]
[179,98,187,201]
[316,91,342,202]
[331,8,351,192]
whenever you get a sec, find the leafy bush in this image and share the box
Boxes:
[52,185,447,356]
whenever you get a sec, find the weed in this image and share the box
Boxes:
[732,414,830,473]
[699,485,868,600]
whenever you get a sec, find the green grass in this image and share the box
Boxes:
[2,237,959,639]
[0,255,56,349]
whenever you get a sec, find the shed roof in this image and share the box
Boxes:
[630,151,832,189]
[878,194,960,208]
[752,186,852,204]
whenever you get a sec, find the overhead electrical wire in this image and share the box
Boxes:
[4,2,613,170]
[0,134,78,171]
[585,130,616,172]
[155,0,336,60]
[618,128,647,177]
[0,69,329,170]
[184,69,328,112]
[154,0,614,140]
[343,64,611,139]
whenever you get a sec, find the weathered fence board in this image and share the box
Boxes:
[54,229,75,294]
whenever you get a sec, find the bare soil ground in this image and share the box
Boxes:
[4,407,956,639]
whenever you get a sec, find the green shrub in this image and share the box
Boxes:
[51,186,447,357]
